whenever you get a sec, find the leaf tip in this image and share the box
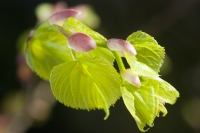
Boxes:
[103,110,109,120]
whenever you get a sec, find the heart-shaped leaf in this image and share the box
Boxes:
[50,56,121,119]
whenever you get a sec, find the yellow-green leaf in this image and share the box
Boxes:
[124,53,158,78]
[50,56,121,119]
[157,80,180,104]
[26,21,73,80]
[122,80,159,132]
[63,17,107,46]
[87,47,114,64]
[126,31,165,73]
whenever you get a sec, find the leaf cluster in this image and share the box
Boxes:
[26,16,179,132]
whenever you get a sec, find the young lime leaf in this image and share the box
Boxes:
[121,87,141,122]
[26,21,73,80]
[157,80,180,104]
[126,31,165,73]
[124,53,159,79]
[107,38,137,56]
[48,9,81,25]
[63,17,107,46]
[50,56,121,119]
[122,80,159,132]
[88,47,114,64]
[67,32,96,52]
[121,69,141,88]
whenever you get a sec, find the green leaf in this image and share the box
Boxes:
[122,80,159,132]
[50,56,121,119]
[26,21,73,80]
[126,31,165,73]
[87,47,114,64]
[124,53,159,78]
[157,81,180,104]
[63,17,107,46]
[121,87,141,122]
[122,78,179,131]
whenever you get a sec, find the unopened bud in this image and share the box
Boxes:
[48,9,81,25]
[159,99,165,105]
[107,38,137,55]
[121,69,141,88]
[67,33,96,52]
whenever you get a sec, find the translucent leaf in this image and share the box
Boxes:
[26,21,73,80]
[88,47,114,64]
[122,78,179,131]
[50,56,121,119]
[121,87,141,122]
[63,17,107,46]
[157,80,180,104]
[124,53,159,78]
[126,31,165,73]
[75,47,114,65]
[122,80,159,132]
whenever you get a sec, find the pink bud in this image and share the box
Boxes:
[107,38,137,55]
[121,69,141,88]
[48,9,81,25]
[159,99,165,105]
[67,33,96,52]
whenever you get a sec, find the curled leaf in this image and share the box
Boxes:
[122,80,159,132]
[107,38,137,56]
[48,9,81,25]
[67,32,96,52]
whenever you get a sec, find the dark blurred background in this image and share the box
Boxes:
[0,0,200,133]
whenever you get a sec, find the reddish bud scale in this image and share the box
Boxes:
[107,38,137,56]
[121,69,141,88]
[48,9,81,25]
[67,33,96,52]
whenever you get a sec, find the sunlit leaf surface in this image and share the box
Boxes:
[50,56,121,119]
[157,81,180,104]
[26,21,72,80]
[124,53,158,78]
[122,79,179,132]
[25,16,179,132]
[63,17,107,46]
[127,31,165,73]
[122,80,159,132]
